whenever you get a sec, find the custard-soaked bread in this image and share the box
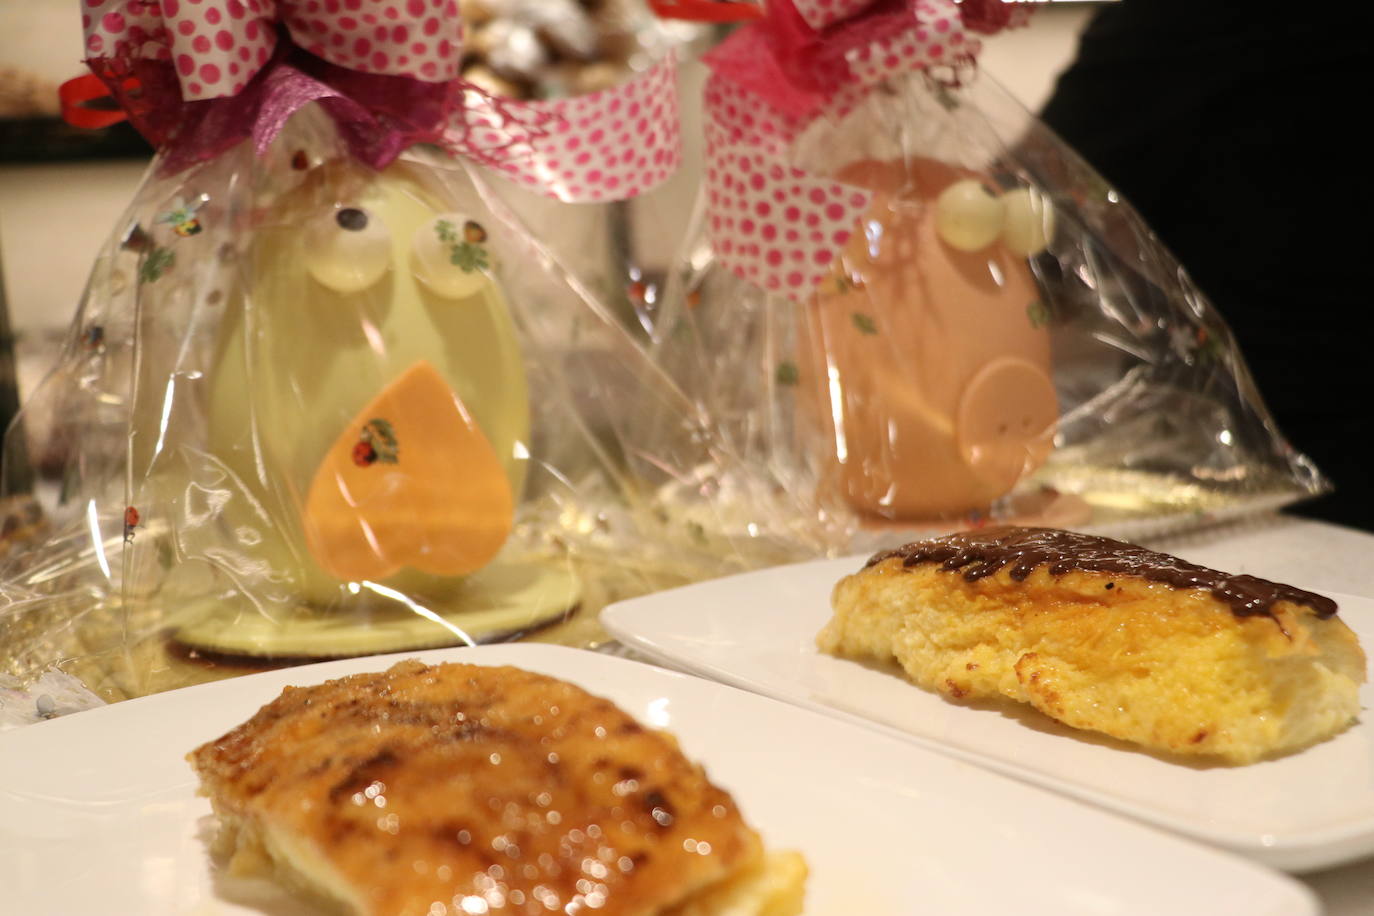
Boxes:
[818,527,1367,764]
[188,660,806,916]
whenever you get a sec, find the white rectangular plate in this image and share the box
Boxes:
[0,644,1315,914]
[602,557,1374,873]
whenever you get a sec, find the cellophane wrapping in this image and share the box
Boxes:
[643,64,1325,557]
[0,106,732,701]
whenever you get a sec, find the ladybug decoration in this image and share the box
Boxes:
[157,195,208,237]
[352,440,377,466]
[123,505,140,541]
[352,418,399,467]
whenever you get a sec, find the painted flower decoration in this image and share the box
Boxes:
[435,218,490,274]
[156,195,207,237]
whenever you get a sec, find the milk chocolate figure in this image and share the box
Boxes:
[797,157,1058,520]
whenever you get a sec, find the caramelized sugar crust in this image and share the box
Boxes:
[188,660,771,915]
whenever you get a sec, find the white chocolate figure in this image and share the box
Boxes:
[170,155,574,653]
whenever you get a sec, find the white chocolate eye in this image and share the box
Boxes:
[304,206,392,293]
[1000,187,1056,257]
[411,213,491,299]
[934,179,1005,252]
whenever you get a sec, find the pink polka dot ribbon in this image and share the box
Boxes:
[701,0,987,299]
[82,0,462,102]
[794,0,874,31]
[78,0,682,203]
[459,54,681,204]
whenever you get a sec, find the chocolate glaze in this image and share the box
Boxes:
[865,526,1338,621]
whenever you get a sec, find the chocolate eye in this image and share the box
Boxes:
[411,212,490,299]
[999,187,1055,257]
[336,208,369,231]
[934,179,1004,252]
[304,205,392,293]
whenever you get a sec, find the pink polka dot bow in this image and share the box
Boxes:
[79,0,680,201]
[701,0,1018,297]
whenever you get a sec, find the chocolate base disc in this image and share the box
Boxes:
[170,559,581,659]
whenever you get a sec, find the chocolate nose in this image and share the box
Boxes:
[956,357,1059,494]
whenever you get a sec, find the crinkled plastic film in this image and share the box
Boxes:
[0,21,1331,702]
[647,66,1324,556]
[0,106,724,701]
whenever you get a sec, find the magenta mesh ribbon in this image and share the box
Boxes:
[79,0,680,200]
[702,0,983,296]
